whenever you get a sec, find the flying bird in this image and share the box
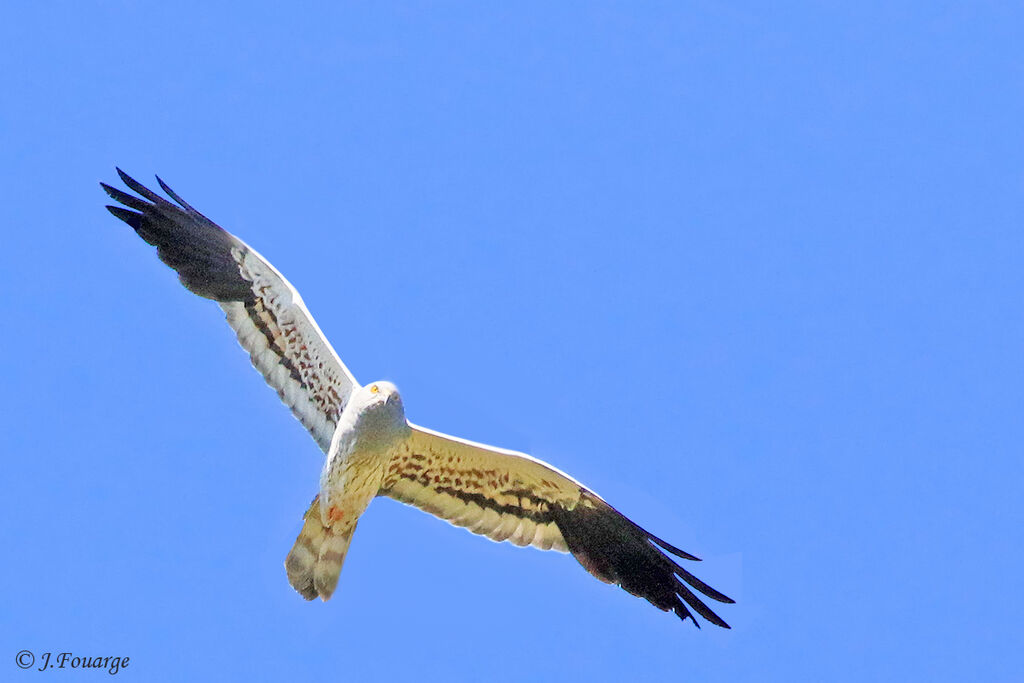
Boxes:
[102,169,734,629]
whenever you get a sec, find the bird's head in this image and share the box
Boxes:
[362,381,402,409]
[351,381,408,443]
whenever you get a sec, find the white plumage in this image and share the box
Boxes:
[103,169,734,629]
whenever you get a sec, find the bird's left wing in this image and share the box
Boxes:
[102,170,359,453]
[381,424,579,551]
[379,424,734,628]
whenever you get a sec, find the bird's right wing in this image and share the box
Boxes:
[102,170,359,453]
[379,423,734,628]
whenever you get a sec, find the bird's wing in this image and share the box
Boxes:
[379,423,734,628]
[102,169,358,453]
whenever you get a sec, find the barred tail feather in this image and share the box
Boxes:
[285,495,357,601]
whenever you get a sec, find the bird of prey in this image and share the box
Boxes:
[102,169,734,629]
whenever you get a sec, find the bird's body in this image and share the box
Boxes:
[321,382,410,530]
[289,382,409,600]
[103,170,734,629]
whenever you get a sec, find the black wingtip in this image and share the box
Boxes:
[649,534,702,562]
[114,168,164,203]
[101,168,257,302]
[155,174,174,197]
[156,174,201,214]
[105,204,143,228]
[552,492,733,629]
[115,167,132,186]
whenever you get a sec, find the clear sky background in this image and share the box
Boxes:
[1,2,1021,681]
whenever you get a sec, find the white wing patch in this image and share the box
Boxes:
[221,245,357,452]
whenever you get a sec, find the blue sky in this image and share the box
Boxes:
[1,2,1021,680]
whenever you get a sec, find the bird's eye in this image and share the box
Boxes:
[370,385,379,394]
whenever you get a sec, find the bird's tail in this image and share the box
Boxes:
[285,494,357,601]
